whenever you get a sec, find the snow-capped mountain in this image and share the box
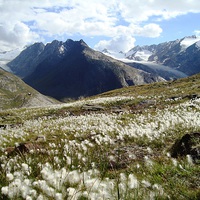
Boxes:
[180,35,200,50]
[102,35,200,76]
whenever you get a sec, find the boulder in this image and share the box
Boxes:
[171,132,200,163]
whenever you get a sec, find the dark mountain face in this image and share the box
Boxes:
[21,39,163,100]
[164,43,200,76]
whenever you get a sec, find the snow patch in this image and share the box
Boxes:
[180,36,200,50]
[58,45,65,54]
[196,41,200,48]
[131,50,152,61]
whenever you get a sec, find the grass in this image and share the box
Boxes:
[0,74,200,199]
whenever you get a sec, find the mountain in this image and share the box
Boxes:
[125,36,200,76]
[0,68,58,110]
[7,43,45,78]
[13,39,164,101]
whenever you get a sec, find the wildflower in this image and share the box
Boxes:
[6,173,14,181]
[29,189,37,197]
[166,152,171,157]
[171,158,177,167]
[144,156,153,167]
[128,174,138,189]
[152,183,164,195]
[1,186,8,196]
[142,180,151,188]
[186,154,193,165]
[37,194,45,200]
[25,196,32,200]
[55,193,62,200]
[22,163,31,175]
[67,187,76,196]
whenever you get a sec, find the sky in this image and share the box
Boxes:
[1,0,200,53]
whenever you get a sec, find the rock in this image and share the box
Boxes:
[111,107,128,113]
[16,142,42,153]
[183,94,199,100]
[35,135,46,142]
[171,132,200,163]
[82,104,105,111]
[140,99,156,105]
[5,142,42,156]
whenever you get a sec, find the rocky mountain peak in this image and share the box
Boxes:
[12,39,162,100]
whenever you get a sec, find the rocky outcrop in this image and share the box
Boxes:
[171,132,200,163]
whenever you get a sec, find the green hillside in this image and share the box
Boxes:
[0,68,58,110]
[0,74,199,199]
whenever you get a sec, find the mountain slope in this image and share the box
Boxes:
[0,73,199,199]
[7,43,45,78]
[21,39,163,100]
[0,68,58,110]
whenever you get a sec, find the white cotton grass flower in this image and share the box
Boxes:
[14,142,20,147]
[120,173,127,183]
[25,195,32,200]
[6,173,14,181]
[136,163,140,169]
[55,193,63,200]
[37,194,45,200]
[186,154,193,165]
[144,156,153,167]
[119,182,126,193]
[152,183,164,195]
[21,163,31,175]
[147,147,153,154]
[1,186,9,196]
[128,174,138,189]
[29,189,37,198]
[67,187,76,197]
[142,180,151,188]
[2,178,22,198]
[166,152,171,157]
[171,158,178,167]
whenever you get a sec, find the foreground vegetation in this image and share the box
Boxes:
[0,74,200,199]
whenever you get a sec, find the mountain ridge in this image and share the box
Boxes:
[103,35,200,76]
[8,39,163,101]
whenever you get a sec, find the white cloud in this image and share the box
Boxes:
[118,0,200,23]
[94,23,162,52]
[194,30,200,37]
[94,35,136,53]
[0,0,200,51]
[0,22,39,51]
[131,24,163,38]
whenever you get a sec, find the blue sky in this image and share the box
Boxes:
[134,12,200,46]
[0,0,200,52]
